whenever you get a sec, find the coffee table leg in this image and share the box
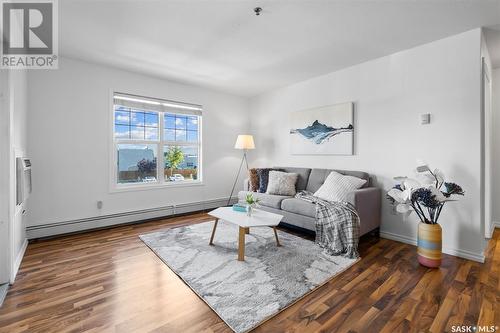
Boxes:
[209,219,218,245]
[273,227,281,247]
[238,227,246,261]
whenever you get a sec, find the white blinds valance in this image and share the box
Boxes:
[113,92,203,116]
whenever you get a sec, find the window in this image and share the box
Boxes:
[112,93,202,188]
[114,107,159,140]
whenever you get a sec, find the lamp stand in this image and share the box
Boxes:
[227,150,249,206]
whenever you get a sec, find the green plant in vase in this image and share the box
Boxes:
[245,193,260,217]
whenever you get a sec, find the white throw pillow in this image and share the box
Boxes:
[314,171,367,202]
[266,171,298,196]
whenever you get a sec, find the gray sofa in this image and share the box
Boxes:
[238,167,381,236]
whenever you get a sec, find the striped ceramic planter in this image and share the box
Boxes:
[417,222,442,268]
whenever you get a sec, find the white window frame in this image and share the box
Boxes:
[109,91,203,192]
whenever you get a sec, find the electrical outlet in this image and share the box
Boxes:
[97,201,103,209]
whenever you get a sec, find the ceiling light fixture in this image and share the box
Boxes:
[254,7,262,16]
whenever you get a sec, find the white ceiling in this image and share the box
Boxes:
[60,0,500,97]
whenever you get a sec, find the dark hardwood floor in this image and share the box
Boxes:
[0,213,498,333]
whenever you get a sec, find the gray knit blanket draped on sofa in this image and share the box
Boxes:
[295,191,360,259]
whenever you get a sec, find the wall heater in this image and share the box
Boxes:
[16,158,32,205]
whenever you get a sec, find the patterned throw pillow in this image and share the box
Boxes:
[256,168,281,193]
[266,171,299,196]
[314,171,367,203]
[248,168,259,192]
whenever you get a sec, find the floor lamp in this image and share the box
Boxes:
[227,135,255,206]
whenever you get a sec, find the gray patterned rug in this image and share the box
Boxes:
[140,221,358,333]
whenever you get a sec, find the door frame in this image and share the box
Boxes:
[482,58,493,238]
[0,70,12,284]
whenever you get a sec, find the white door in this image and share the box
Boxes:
[0,71,11,284]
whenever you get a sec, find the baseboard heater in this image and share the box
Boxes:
[26,197,238,239]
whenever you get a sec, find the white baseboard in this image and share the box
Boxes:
[26,197,237,240]
[380,230,417,246]
[380,230,485,263]
[10,239,28,283]
[485,221,500,239]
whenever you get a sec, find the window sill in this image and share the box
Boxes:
[110,181,204,193]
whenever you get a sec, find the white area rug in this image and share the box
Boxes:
[140,221,358,333]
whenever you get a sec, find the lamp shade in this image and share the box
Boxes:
[234,135,255,150]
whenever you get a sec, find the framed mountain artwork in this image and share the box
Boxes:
[289,102,354,155]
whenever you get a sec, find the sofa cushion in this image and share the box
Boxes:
[280,198,316,218]
[314,170,367,203]
[238,191,291,209]
[306,168,370,193]
[258,205,316,231]
[274,167,311,191]
[266,171,298,196]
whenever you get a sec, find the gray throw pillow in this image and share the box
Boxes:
[266,171,299,196]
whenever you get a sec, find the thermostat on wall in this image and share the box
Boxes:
[421,113,431,125]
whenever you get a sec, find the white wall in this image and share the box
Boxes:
[493,68,500,224]
[249,29,487,261]
[27,57,249,231]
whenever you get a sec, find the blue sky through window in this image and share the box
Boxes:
[163,113,199,143]
[114,106,159,140]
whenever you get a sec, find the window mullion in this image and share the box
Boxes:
[115,139,158,145]
[158,112,164,184]
[114,141,118,185]
[162,141,194,146]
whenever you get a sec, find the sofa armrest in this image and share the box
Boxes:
[243,178,250,191]
[347,187,381,236]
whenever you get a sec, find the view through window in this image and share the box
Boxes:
[113,93,202,187]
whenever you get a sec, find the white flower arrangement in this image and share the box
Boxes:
[387,162,464,224]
